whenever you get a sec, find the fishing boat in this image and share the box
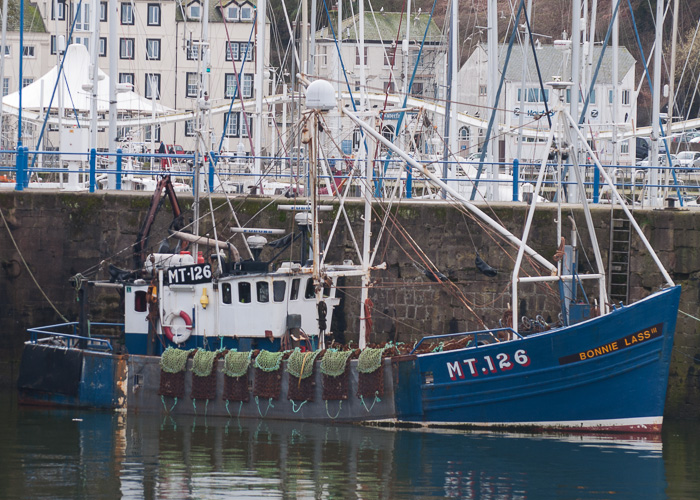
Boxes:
[15,70,681,432]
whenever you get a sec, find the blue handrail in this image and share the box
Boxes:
[409,328,523,355]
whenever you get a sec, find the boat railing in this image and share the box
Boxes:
[26,321,122,351]
[409,328,523,355]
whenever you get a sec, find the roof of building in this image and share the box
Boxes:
[8,0,47,33]
[491,43,635,85]
[316,12,442,44]
[175,0,260,23]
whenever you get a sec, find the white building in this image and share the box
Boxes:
[456,43,637,165]
[1,0,271,155]
[314,11,445,154]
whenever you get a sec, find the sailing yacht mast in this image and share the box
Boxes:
[486,0,497,200]
[649,0,663,206]
[254,0,267,184]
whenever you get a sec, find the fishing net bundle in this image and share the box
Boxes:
[223,350,252,402]
[190,349,219,401]
[321,349,355,401]
[159,347,193,399]
[253,350,286,400]
[286,349,321,402]
[357,347,387,399]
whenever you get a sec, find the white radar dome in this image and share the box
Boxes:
[305,80,336,111]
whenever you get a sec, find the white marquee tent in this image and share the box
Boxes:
[2,44,171,114]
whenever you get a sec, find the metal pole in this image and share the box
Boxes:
[649,0,663,207]
[108,0,118,189]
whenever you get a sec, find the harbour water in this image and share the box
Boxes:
[0,391,697,499]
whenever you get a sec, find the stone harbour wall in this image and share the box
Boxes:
[0,190,699,419]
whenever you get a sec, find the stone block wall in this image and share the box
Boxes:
[0,191,699,418]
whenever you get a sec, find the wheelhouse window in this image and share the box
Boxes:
[134,291,147,312]
[238,282,251,303]
[222,283,232,304]
[290,278,300,300]
[257,282,269,303]
[273,281,286,302]
[304,278,315,299]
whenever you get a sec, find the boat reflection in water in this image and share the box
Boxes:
[121,415,667,499]
[4,403,669,499]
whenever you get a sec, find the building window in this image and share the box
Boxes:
[622,89,630,105]
[242,74,253,98]
[22,78,33,88]
[355,46,368,66]
[188,2,201,19]
[186,72,199,98]
[382,124,395,141]
[1,45,10,57]
[145,124,161,142]
[225,41,239,61]
[240,5,252,20]
[145,73,161,100]
[412,82,424,95]
[384,81,395,93]
[225,74,239,98]
[240,114,252,137]
[51,36,57,55]
[609,89,613,104]
[52,0,66,20]
[99,37,107,57]
[74,36,90,50]
[121,2,134,24]
[240,42,253,62]
[589,89,596,104]
[225,112,238,137]
[187,40,201,60]
[620,140,629,154]
[100,2,107,21]
[120,38,134,59]
[23,46,35,57]
[383,46,396,66]
[185,119,195,137]
[354,80,360,91]
[2,78,9,96]
[146,39,161,60]
[147,3,161,25]
[225,5,239,20]
[74,2,90,31]
[319,45,327,67]
[119,73,134,88]
[479,85,487,96]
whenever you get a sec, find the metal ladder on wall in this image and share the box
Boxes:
[608,212,632,305]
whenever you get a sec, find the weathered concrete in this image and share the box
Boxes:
[1,190,699,419]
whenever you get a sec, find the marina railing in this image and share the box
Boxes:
[2,148,698,207]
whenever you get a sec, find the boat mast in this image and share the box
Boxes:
[516,0,533,162]
[611,0,619,166]
[0,0,8,148]
[254,0,267,185]
[649,0,663,207]
[90,0,101,160]
[442,0,457,197]
[569,0,581,203]
[108,0,118,189]
[486,0,497,200]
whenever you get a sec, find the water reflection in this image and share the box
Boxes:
[2,392,697,499]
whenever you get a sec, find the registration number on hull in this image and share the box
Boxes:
[446,350,531,380]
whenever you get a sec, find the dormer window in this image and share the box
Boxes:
[224,4,239,21]
[188,2,201,19]
[240,4,253,20]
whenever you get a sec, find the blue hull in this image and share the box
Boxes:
[394,286,681,432]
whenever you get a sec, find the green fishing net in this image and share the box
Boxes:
[192,349,217,377]
[223,350,252,378]
[254,350,285,372]
[286,348,321,379]
[160,347,193,374]
[357,347,387,374]
[320,350,354,377]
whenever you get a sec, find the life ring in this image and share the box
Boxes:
[162,310,193,344]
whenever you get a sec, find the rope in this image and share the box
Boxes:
[255,396,274,417]
[363,298,374,339]
[290,400,308,413]
[0,206,69,323]
[360,392,381,413]
[325,400,343,420]
[680,310,700,323]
